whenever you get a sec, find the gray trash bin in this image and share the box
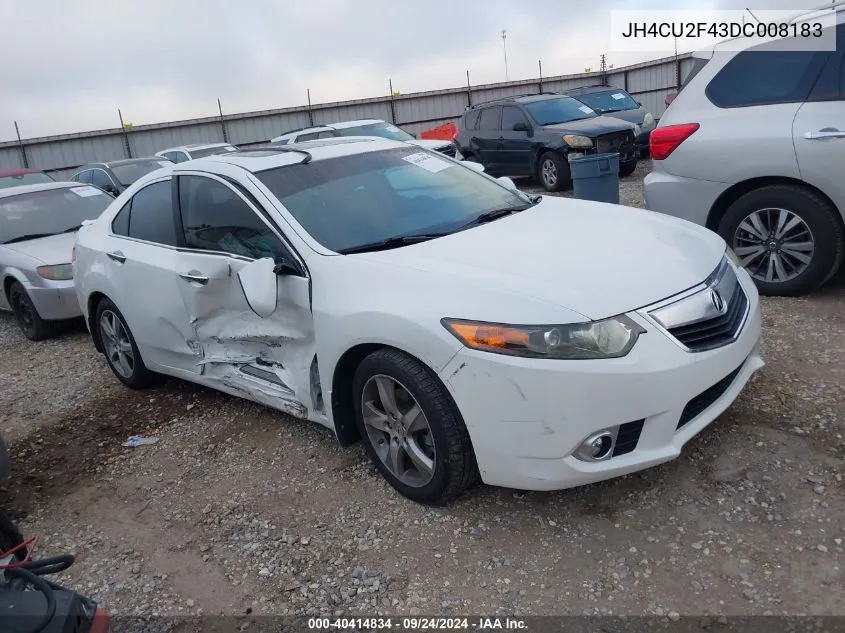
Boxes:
[568,152,620,204]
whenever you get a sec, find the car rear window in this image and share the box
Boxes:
[0,186,112,244]
[706,50,830,108]
[0,172,54,189]
[111,160,171,186]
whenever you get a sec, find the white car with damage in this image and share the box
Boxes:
[73,137,763,505]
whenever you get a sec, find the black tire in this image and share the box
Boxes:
[537,151,571,192]
[94,297,157,389]
[352,348,479,505]
[8,281,58,341]
[619,159,637,178]
[718,185,844,296]
[0,509,25,562]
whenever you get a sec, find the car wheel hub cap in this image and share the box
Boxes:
[732,207,814,283]
[542,160,556,185]
[99,310,135,379]
[361,374,435,488]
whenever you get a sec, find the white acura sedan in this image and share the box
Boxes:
[73,137,763,505]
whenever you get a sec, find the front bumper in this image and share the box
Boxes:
[27,280,81,321]
[438,269,763,491]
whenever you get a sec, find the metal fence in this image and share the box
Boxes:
[1,53,694,181]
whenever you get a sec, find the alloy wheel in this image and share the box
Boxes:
[733,208,815,284]
[99,310,135,379]
[361,374,436,487]
[541,159,557,188]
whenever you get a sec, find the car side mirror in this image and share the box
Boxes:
[593,107,604,115]
[496,176,518,191]
[462,160,486,173]
[237,257,278,318]
[273,257,300,276]
[513,122,530,132]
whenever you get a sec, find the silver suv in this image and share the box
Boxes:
[645,7,844,296]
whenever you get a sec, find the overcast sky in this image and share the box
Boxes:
[0,0,819,142]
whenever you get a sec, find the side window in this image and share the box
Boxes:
[808,26,844,101]
[317,130,336,139]
[91,170,114,190]
[160,152,177,162]
[706,49,830,108]
[176,152,190,163]
[478,106,502,131]
[73,170,92,184]
[127,180,178,246]
[296,132,322,142]
[111,201,130,236]
[177,175,288,260]
[463,110,481,130]
[274,139,290,145]
[501,106,528,131]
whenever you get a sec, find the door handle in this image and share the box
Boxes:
[106,251,126,264]
[804,129,845,140]
[178,271,209,285]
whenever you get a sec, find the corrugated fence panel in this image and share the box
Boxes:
[679,56,697,82]
[0,147,23,170]
[130,122,225,156]
[395,92,467,126]
[228,112,311,144]
[312,101,393,126]
[2,55,691,173]
[27,135,127,171]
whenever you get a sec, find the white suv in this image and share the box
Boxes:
[270,119,462,159]
[645,8,844,296]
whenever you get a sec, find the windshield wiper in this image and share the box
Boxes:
[457,204,534,230]
[62,224,83,233]
[2,232,56,244]
[338,233,447,255]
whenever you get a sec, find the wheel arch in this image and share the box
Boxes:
[86,291,109,353]
[706,177,843,233]
[3,270,29,303]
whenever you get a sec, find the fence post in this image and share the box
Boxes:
[117,109,132,158]
[217,99,229,143]
[676,59,682,90]
[388,79,397,124]
[623,70,628,92]
[307,89,314,126]
[466,70,472,107]
[538,60,543,93]
[14,121,28,168]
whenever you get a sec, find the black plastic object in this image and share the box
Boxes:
[0,584,98,633]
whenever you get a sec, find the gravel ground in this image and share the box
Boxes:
[1,160,843,622]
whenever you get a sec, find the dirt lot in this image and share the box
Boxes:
[1,161,844,620]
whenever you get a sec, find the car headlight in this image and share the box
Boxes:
[643,112,655,127]
[36,264,74,281]
[725,247,741,268]
[442,315,645,360]
[562,134,593,149]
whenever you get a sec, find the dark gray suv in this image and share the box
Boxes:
[454,93,637,192]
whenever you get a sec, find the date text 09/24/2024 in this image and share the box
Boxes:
[307,617,528,630]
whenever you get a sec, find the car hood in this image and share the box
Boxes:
[597,108,645,125]
[352,197,725,321]
[408,139,454,151]
[543,115,636,136]
[1,232,77,265]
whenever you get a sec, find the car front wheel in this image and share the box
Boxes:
[353,348,479,505]
[538,152,570,192]
[8,281,57,341]
[718,185,843,296]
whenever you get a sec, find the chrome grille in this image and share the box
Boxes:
[647,259,749,353]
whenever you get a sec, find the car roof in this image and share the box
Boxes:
[182,136,403,173]
[158,142,233,153]
[276,119,388,138]
[78,157,167,170]
[565,85,628,95]
[0,168,42,177]
[0,181,84,200]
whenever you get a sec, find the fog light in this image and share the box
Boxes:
[574,430,616,462]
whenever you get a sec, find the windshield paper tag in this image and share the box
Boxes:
[403,152,450,173]
[70,186,104,197]
[579,105,594,114]
[611,93,626,100]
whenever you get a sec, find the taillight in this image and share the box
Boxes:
[649,123,699,161]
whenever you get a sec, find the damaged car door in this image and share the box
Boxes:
[172,173,316,419]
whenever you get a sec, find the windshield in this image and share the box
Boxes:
[111,160,172,186]
[0,186,112,244]
[574,89,639,113]
[256,147,531,253]
[523,96,597,125]
[189,145,238,159]
[333,122,416,142]
[0,172,54,190]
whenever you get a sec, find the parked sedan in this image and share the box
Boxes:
[564,85,656,156]
[0,168,54,190]
[71,157,173,197]
[1,182,114,340]
[74,137,762,505]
